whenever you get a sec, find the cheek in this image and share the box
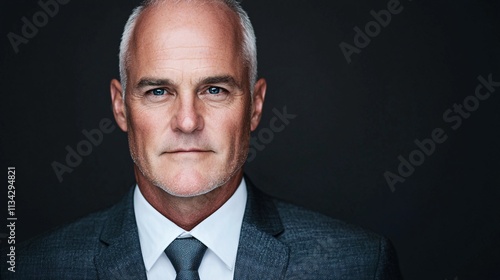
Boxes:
[127,108,163,150]
[224,109,251,153]
[206,108,244,152]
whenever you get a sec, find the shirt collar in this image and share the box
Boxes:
[134,179,247,272]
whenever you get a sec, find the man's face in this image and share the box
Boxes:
[111,1,265,197]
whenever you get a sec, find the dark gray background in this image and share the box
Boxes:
[1,0,499,279]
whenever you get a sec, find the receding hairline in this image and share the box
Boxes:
[129,0,243,59]
[127,1,245,87]
[119,0,258,96]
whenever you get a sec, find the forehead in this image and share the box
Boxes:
[128,1,244,82]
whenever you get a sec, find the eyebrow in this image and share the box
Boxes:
[135,75,242,90]
[197,75,242,90]
[136,78,175,89]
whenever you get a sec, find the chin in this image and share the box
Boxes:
[154,169,227,198]
[138,155,245,198]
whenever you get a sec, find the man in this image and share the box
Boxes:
[1,0,403,279]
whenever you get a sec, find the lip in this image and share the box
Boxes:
[166,149,212,153]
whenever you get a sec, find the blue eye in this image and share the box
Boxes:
[151,88,166,96]
[208,87,221,94]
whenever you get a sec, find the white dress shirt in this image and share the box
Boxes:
[134,179,248,280]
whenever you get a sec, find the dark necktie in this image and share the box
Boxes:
[165,237,207,280]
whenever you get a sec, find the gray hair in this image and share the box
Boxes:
[118,0,257,97]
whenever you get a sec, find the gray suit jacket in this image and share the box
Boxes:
[1,179,403,279]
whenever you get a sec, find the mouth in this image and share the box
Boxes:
[166,148,212,153]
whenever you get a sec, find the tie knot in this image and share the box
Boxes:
[165,237,207,280]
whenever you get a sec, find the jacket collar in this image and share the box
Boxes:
[94,187,147,280]
[234,176,290,279]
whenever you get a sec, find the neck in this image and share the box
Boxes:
[136,169,243,231]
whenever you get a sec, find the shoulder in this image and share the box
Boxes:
[1,191,131,279]
[18,206,111,254]
[243,178,392,256]
[272,198,402,279]
[274,199,379,242]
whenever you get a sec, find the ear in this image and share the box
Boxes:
[110,79,128,132]
[250,78,267,131]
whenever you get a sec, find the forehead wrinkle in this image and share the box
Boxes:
[138,45,231,65]
[133,1,242,58]
[128,0,247,91]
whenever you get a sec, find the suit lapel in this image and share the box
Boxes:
[94,188,147,280]
[92,179,290,279]
[234,178,290,279]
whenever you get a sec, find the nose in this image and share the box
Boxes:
[171,94,204,133]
